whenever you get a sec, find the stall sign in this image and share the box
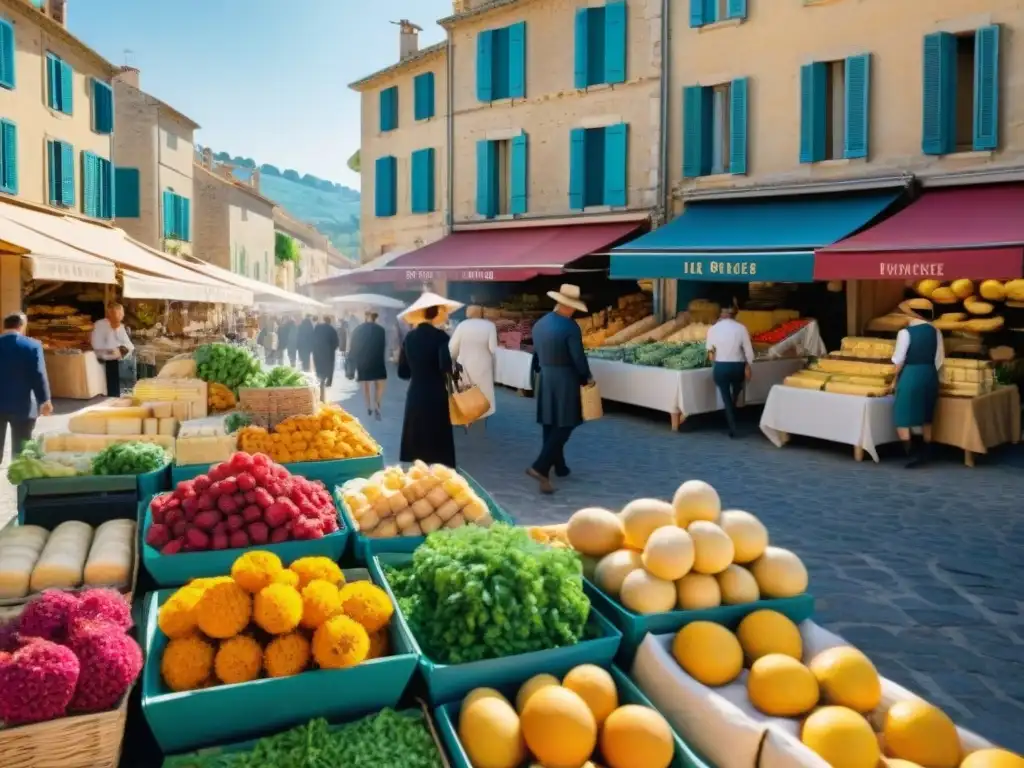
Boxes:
[404,269,496,281]
[813,248,1024,281]
[610,251,816,283]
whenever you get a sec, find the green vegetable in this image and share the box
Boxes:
[224,412,252,433]
[194,343,264,393]
[264,366,306,388]
[386,523,590,665]
[163,710,444,768]
[91,441,168,476]
[6,456,79,485]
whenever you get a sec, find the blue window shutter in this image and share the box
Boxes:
[411,148,435,213]
[378,89,388,131]
[799,63,827,163]
[569,128,586,210]
[46,54,59,109]
[844,53,871,159]
[604,1,627,85]
[922,32,956,156]
[726,0,747,20]
[0,20,14,89]
[60,142,73,205]
[414,73,435,120]
[47,141,58,204]
[476,30,494,102]
[510,133,528,214]
[100,159,113,219]
[424,73,436,119]
[162,190,175,236]
[574,8,589,89]
[379,87,397,131]
[180,197,191,240]
[92,80,114,134]
[603,123,628,207]
[973,25,1000,151]
[81,152,96,217]
[60,61,72,114]
[683,85,709,178]
[475,140,497,218]
[689,0,705,27]
[1,120,16,194]
[729,78,749,174]
[374,156,395,217]
[508,22,526,99]
[422,148,435,212]
[703,0,717,23]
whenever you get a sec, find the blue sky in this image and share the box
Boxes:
[71,0,452,190]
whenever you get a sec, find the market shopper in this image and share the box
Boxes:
[277,316,297,367]
[705,305,754,438]
[892,313,944,467]
[527,285,592,495]
[448,305,498,424]
[258,317,277,364]
[312,316,340,400]
[347,311,388,420]
[297,314,315,372]
[91,303,134,398]
[0,313,53,460]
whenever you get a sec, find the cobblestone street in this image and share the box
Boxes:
[3,373,1022,749]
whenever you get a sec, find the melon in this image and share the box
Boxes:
[979,280,1006,302]
[567,507,625,556]
[642,526,695,581]
[809,646,882,713]
[675,573,721,610]
[688,521,734,574]
[802,706,881,768]
[594,550,644,597]
[521,686,597,768]
[600,705,674,768]
[718,510,768,563]
[750,546,808,597]
[516,673,560,713]
[562,664,618,725]
[950,279,974,299]
[458,696,526,768]
[620,499,675,549]
[717,564,760,604]
[672,480,721,525]
[961,750,1024,768]
[462,687,510,721]
[620,569,677,614]
[882,700,961,768]
[672,621,743,687]
[747,654,819,716]
[736,609,802,662]
[915,280,941,298]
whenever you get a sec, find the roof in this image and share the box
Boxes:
[348,42,446,90]
[194,162,278,209]
[114,76,200,130]
[0,0,119,77]
[438,0,524,28]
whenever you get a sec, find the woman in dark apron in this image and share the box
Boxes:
[892,316,944,467]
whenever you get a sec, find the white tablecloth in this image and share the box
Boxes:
[493,347,534,390]
[677,358,805,417]
[759,385,901,462]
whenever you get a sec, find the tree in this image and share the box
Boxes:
[347,149,361,173]
[283,169,301,182]
[275,232,300,266]
[214,151,231,162]
[260,164,281,176]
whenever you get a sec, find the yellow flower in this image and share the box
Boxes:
[231,551,284,594]
[338,581,394,633]
[214,635,263,685]
[254,583,303,635]
[264,632,311,678]
[271,569,300,588]
[367,629,390,660]
[196,581,252,639]
[289,556,345,589]
[300,580,342,630]
[158,586,203,639]
[312,615,370,670]
[162,634,215,692]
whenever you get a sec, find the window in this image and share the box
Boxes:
[574,2,626,89]
[46,139,74,207]
[0,18,15,90]
[476,135,528,218]
[683,79,748,178]
[689,0,747,28]
[923,26,1000,155]
[81,151,112,219]
[374,155,397,217]
[0,119,16,194]
[411,147,436,214]
[799,54,870,163]
[476,22,526,102]
[45,52,73,114]
[162,190,191,240]
[379,86,398,132]
[254,260,260,281]
[569,123,627,210]
[91,78,114,134]
[114,168,140,217]
[414,72,435,120]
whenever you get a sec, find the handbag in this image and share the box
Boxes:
[580,381,603,422]
[446,366,490,426]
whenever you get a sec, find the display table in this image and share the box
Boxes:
[494,347,534,391]
[44,350,106,399]
[931,385,1021,467]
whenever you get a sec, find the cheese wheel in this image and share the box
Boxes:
[30,521,94,591]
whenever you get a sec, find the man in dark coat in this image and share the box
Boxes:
[297,315,315,372]
[0,313,53,459]
[527,285,592,494]
[277,316,297,367]
[312,316,340,401]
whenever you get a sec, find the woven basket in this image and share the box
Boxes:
[238,385,317,429]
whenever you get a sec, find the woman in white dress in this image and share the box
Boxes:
[449,305,498,421]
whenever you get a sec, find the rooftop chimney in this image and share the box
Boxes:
[115,65,140,89]
[394,19,422,61]
[47,0,66,26]
[201,147,213,169]
[250,167,261,192]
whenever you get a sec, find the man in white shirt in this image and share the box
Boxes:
[705,306,754,437]
[91,303,134,397]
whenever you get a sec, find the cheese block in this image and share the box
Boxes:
[736,310,775,336]
[68,415,108,435]
[84,519,135,587]
[784,375,825,391]
[824,381,889,396]
[829,375,891,387]
[107,418,144,435]
[158,417,179,436]
[42,433,176,454]
[0,526,50,598]
[171,401,190,420]
[86,407,153,420]
[790,369,831,382]
[30,521,94,591]
[143,418,159,435]
[146,401,174,419]
[944,358,991,370]
[175,435,238,466]
[813,358,897,378]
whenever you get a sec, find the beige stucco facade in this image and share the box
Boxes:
[0,0,117,215]
[670,0,1024,202]
[273,207,330,286]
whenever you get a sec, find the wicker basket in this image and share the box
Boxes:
[238,385,317,429]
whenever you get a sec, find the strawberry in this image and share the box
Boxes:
[192,474,212,493]
[228,531,250,549]
[253,488,274,509]
[161,538,184,555]
[242,505,262,523]
[229,452,254,473]
[196,492,215,512]
[236,472,256,492]
[269,527,289,544]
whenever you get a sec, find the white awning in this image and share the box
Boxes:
[0,215,116,285]
[174,257,328,310]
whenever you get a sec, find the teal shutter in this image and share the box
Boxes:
[0,120,16,194]
[799,63,827,163]
[0,19,14,89]
[414,73,435,120]
[162,190,175,236]
[510,133,528,214]
[114,168,140,217]
[683,85,710,178]
[574,8,589,89]
[922,32,956,155]
[508,22,526,98]
[603,123,628,207]
[411,148,435,213]
[374,157,396,217]
[102,159,113,219]
[476,30,494,101]
[844,53,871,159]
[379,87,397,131]
[604,1,627,85]
[726,0,747,20]
[179,196,191,240]
[689,0,705,27]
[729,78,748,174]
[92,80,114,134]
[475,140,497,218]
[60,142,73,205]
[46,54,59,109]
[59,60,72,114]
[973,25,1000,151]
[47,141,58,204]
[82,152,97,217]
[569,128,586,210]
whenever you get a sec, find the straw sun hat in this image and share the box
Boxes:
[398,292,464,326]
[547,284,588,313]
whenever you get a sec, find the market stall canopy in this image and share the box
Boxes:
[0,215,115,285]
[330,293,406,309]
[814,184,1024,281]
[610,192,901,283]
[175,256,327,311]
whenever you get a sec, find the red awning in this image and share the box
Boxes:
[347,222,641,284]
[814,184,1024,280]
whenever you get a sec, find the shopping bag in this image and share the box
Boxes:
[446,367,490,426]
[580,381,603,422]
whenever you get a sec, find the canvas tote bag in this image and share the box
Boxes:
[580,381,603,422]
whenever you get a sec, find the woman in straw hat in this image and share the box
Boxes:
[448,305,498,423]
[526,284,593,494]
[397,292,464,468]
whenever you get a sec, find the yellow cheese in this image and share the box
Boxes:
[87,406,153,419]
[68,415,108,435]
[30,521,94,591]
[175,435,237,466]
[143,418,159,436]
[83,519,135,587]
[736,310,775,336]
[784,376,825,391]
[106,418,144,435]
[829,375,891,387]
[171,401,190,420]
[158,417,179,436]
[824,381,889,396]
[146,401,174,419]
[790,369,831,382]
[52,433,176,453]
[772,309,800,326]
[813,358,897,378]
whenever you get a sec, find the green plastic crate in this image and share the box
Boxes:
[584,578,816,663]
[370,552,623,705]
[17,463,170,524]
[435,665,712,768]
[336,470,517,563]
[141,568,419,755]
[170,453,384,486]
[140,494,351,587]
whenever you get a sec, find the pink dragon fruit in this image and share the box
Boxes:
[0,638,80,724]
[66,619,142,713]
[18,590,81,642]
